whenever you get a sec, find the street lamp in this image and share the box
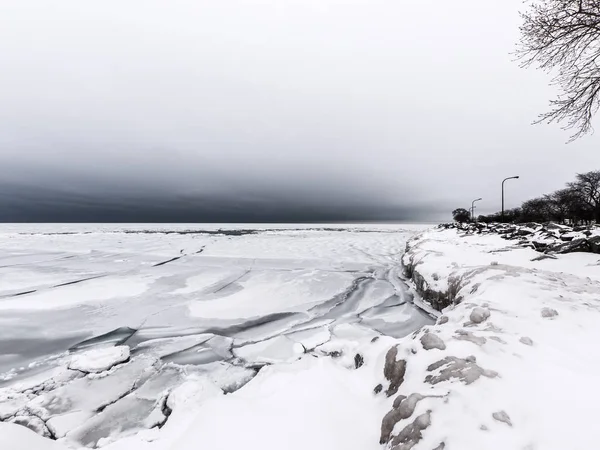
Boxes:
[502,176,520,222]
[471,198,482,222]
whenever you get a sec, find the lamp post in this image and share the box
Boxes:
[471,198,482,222]
[502,176,520,222]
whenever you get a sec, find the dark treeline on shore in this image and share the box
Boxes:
[454,171,600,225]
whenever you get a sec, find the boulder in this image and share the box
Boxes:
[420,333,446,351]
[517,228,534,236]
[547,238,590,254]
[492,410,513,427]
[544,222,567,230]
[383,346,407,397]
[588,236,600,254]
[389,412,432,449]
[469,307,491,324]
[380,394,424,444]
[541,307,558,318]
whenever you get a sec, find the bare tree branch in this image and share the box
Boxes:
[517,0,600,140]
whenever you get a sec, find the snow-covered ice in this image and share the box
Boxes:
[68,346,130,373]
[0,223,432,449]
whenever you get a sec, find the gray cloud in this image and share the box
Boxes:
[0,0,598,222]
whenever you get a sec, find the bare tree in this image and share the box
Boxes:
[545,189,569,223]
[521,197,553,222]
[569,170,600,222]
[517,0,600,140]
[452,208,471,223]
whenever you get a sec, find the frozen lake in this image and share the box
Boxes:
[0,223,433,448]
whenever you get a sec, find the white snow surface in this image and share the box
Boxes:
[0,422,69,450]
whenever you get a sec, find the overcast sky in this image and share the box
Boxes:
[0,0,598,222]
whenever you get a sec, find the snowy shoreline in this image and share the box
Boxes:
[375,225,600,449]
[2,223,600,450]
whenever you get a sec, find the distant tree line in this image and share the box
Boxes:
[453,171,600,225]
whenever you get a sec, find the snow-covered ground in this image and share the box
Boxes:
[0,223,433,450]
[387,227,600,450]
[6,223,594,450]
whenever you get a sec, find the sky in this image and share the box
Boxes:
[0,0,598,222]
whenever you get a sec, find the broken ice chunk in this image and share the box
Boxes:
[68,346,130,374]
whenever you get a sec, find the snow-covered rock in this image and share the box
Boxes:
[440,221,600,256]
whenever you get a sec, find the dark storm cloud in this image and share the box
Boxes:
[0,0,598,222]
[0,176,441,223]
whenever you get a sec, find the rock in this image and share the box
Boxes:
[588,236,600,254]
[437,316,449,325]
[390,411,431,449]
[425,356,497,385]
[380,394,424,444]
[420,333,446,351]
[392,395,407,409]
[469,307,491,324]
[383,346,407,397]
[517,228,534,236]
[519,336,534,346]
[531,254,557,261]
[550,238,590,254]
[373,384,383,395]
[545,222,567,230]
[354,354,364,369]
[541,307,558,318]
[454,330,487,346]
[492,410,513,427]
[432,443,446,450]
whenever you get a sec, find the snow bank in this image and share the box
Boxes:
[0,422,69,450]
[168,355,387,450]
[377,227,600,449]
